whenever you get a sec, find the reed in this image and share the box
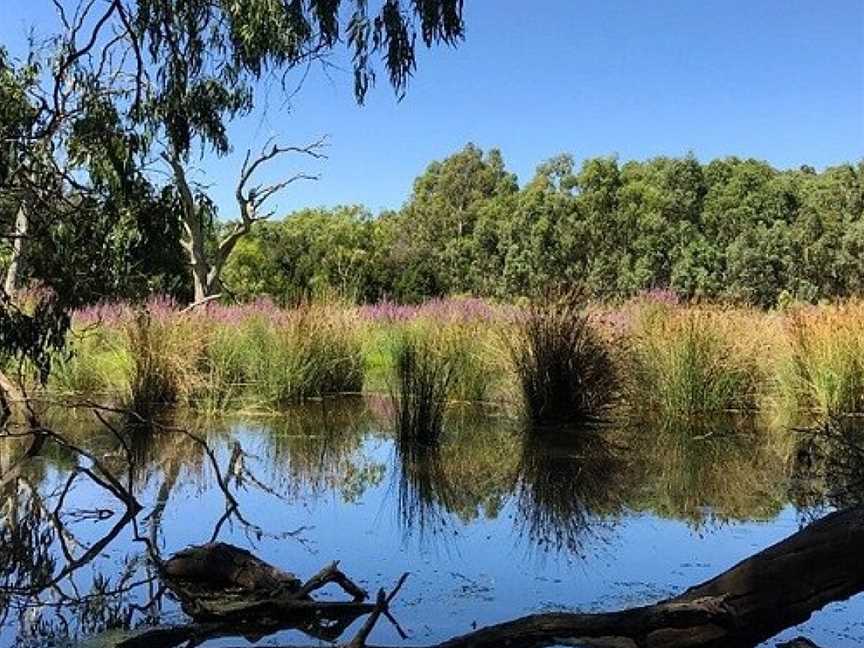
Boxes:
[123,311,193,418]
[777,303,864,417]
[627,306,759,417]
[508,293,617,426]
[390,332,455,445]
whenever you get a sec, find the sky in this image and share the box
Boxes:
[1,0,862,216]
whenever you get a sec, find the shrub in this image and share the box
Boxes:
[508,293,617,426]
[50,329,129,396]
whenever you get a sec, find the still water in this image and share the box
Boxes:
[1,397,862,647]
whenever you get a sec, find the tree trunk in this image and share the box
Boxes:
[4,202,27,296]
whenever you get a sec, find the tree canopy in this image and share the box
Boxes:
[223,145,864,307]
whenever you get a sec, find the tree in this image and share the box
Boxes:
[165,138,328,302]
[123,0,467,302]
[222,205,377,303]
[398,144,519,294]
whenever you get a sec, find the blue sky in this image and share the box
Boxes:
[2,1,862,216]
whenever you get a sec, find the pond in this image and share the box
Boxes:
[1,397,862,647]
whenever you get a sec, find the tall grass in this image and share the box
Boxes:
[508,293,617,426]
[627,306,759,418]
[361,300,506,401]
[50,329,129,396]
[124,311,193,418]
[390,333,455,445]
[196,305,364,410]
[776,304,864,417]
[47,296,864,424]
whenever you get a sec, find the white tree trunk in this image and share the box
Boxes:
[4,203,28,296]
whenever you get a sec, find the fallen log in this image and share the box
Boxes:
[431,504,864,648]
[161,542,369,622]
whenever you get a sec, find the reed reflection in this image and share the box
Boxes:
[627,415,786,528]
[514,426,626,556]
[791,417,864,513]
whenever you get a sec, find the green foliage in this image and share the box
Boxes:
[221,206,378,303]
[132,0,465,156]
[224,148,863,308]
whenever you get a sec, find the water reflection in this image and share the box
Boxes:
[626,415,787,528]
[0,399,861,647]
[791,417,864,513]
[395,437,454,537]
[257,397,386,502]
[514,426,626,555]
[0,430,152,646]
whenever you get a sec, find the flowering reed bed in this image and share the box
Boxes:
[49,295,864,425]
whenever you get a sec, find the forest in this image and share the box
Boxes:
[222,147,864,307]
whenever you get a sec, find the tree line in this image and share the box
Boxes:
[223,144,864,307]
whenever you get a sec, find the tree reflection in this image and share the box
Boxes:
[626,415,787,528]
[258,398,386,502]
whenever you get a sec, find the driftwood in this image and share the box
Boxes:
[125,506,864,648]
[129,542,407,648]
[161,542,370,621]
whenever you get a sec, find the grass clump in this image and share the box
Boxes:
[778,303,864,417]
[508,293,617,426]
[214,305,365,409]
[628,307,759,418]
[390,332,455,445]
[123,311,193,418]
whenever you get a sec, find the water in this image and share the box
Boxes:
[1,398,862,647]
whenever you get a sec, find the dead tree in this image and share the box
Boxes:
[164,137,327,303]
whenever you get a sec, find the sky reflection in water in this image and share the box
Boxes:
[0,398,862,647]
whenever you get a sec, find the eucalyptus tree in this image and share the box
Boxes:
[398,144,518,294]
[120,0,466,301]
